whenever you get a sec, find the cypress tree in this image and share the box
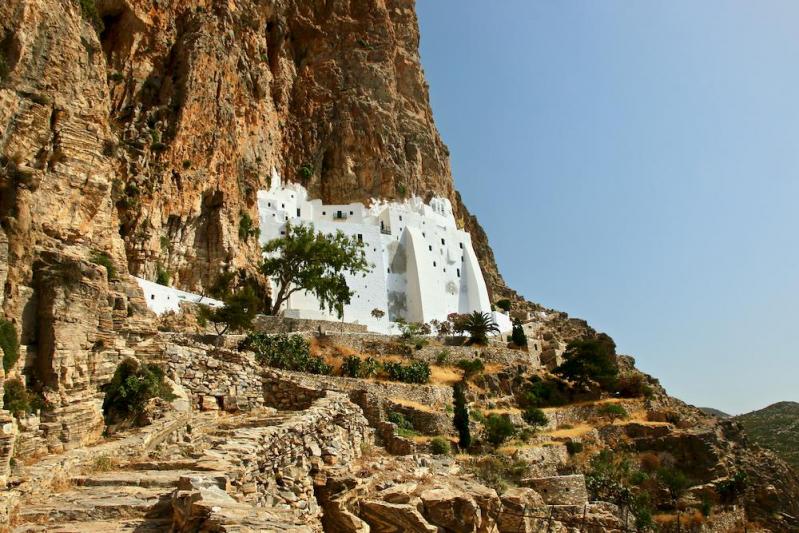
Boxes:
[511,318,527,347]
[452,380,471,450]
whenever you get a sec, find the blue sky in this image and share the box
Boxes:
[416,1,799,415]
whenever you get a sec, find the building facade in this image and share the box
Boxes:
[258,170,511,334]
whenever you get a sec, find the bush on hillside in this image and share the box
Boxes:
[244,333,331,375]
[519,375,571,408]
[522,406,549,429]
[484,414,516,447]
[599,403,629,421]
[615,373,654,398]
[430,437,451,455]
[2,379,42,417]
[101,359,175,424]
[495,299,511,313]
[382,360,430,384]
[0,319,19,373]
[456,358,485,377]
[90,251,116,281]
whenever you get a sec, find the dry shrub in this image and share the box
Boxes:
[639,452,661,473]
[50,471,72,492]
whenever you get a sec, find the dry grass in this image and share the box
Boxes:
[429,365,463,385]
[50,471,73,493]
[83,454,120,473]
[544,423,594,439]
[389,398,441,413]
[483,407,522,416]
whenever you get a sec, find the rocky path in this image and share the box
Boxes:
[11,411,296,533]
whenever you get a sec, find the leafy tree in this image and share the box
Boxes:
[155,264,170,286]
[453,381,471,450]
[657,467,690,504]
[484,414,516,446]
[260,224,371,317]
[199,287,259,336]
[460,311,500,345]
[555,333,619,390]
[522,406,549,429]
[0,319,19,373]
[456,358,485,377]
[716,471,748,504]
[599,403,629,421]
[102,359,175,424]
[519,375,570,408]
[511,318,527,347]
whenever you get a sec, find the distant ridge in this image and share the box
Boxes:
[699,407,731,418]
[735,401,799,471]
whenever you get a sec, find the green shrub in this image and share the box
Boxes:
[198,287,260,336]
[435,350,450,365]
[598,403,628,421]
[238,212,259,241]
[520,376,570,408]
[243,333,332,375]
[155,264,170,286]
[101,359,175,424]
[342,356,362,378]
[382,360,430,384]
[522,406,549,429]
[90,251,116,280]
[387,411,414,430]
[456,358,485,377]
[484,414,516,446]
[495,299,511,312]
[467,455,529,494]
[716,471,747,504]
[0,319,19,373]
[79,0,104,32]
[430,437,451,455]
[298,164,314,180]
[3,379,34,416]
[565,441,584,455]
[453,381,471,449]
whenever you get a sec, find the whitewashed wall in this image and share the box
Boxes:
[135,277,224,315]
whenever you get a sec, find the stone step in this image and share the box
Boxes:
[16,485,172,524]
[13,518,173,532]
[71,469,208,489]
[124,459,206,471]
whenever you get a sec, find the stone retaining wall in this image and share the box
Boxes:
[254,315,368,334]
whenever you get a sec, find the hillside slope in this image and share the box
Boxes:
[736,401,799,472]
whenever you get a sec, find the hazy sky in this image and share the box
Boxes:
[416,1,799,415]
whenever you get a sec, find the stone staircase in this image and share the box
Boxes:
[11,411,297,533]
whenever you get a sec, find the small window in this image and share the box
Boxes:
[357,234,363,242]
[350,211,354,215]
[281,203,285,208]
[151,295,155,300]
[388,268,391,274]
[280,230,285,235]
[433,261,437,267]
[399,215,403,221]
[296,208,301,217]
[441,238,445,245]
[422,232,426,237]
[457,269,461,277]
[323,211,326,215]
[268,202,271,207]
[290,194,294,198]
[428,245,432,251]
[459,242,463,249]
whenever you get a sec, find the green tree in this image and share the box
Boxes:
[484,414,516,446]
[657,467,690,505]
[495,299,511,313]
[260,224,371,318]
[555,333,619,390]
[453,381,471,450]
[461,311,500,345]
[511,318,527,347]
[199,287,260,336]
[101,359,175,424]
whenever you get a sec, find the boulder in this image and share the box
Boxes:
[419,488,481,532]
[498,487,546,533]
[359,500,437,532]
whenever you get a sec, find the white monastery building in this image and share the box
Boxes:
[134,277,224,315]
[258,170,512,334]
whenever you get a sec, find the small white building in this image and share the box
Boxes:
[258,170,512,334]
[135,277,224,315]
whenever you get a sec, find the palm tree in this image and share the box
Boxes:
[462,311,500,345]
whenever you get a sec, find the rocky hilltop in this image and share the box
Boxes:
[1,1,798,532]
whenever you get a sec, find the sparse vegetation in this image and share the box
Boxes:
[90,251,116,281]
[3,379,35,416]
[260,224,371,318]
[495,299,511,313]
[341,355,381,378]
[238,212,259,241]
[298,164,314,180]
[79,0,104,32]
[383,360,430,384]
[0,56,9,82]
[396,319,430,350]
[467,454,529,494]
[565,441,584,455]
[0,319,20,373]
[155,264,170,286]
[716,471,747,504]
[244,332,332,375]
[615,373,653,398]
[519,375,571,408]
[101,359,175,425]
